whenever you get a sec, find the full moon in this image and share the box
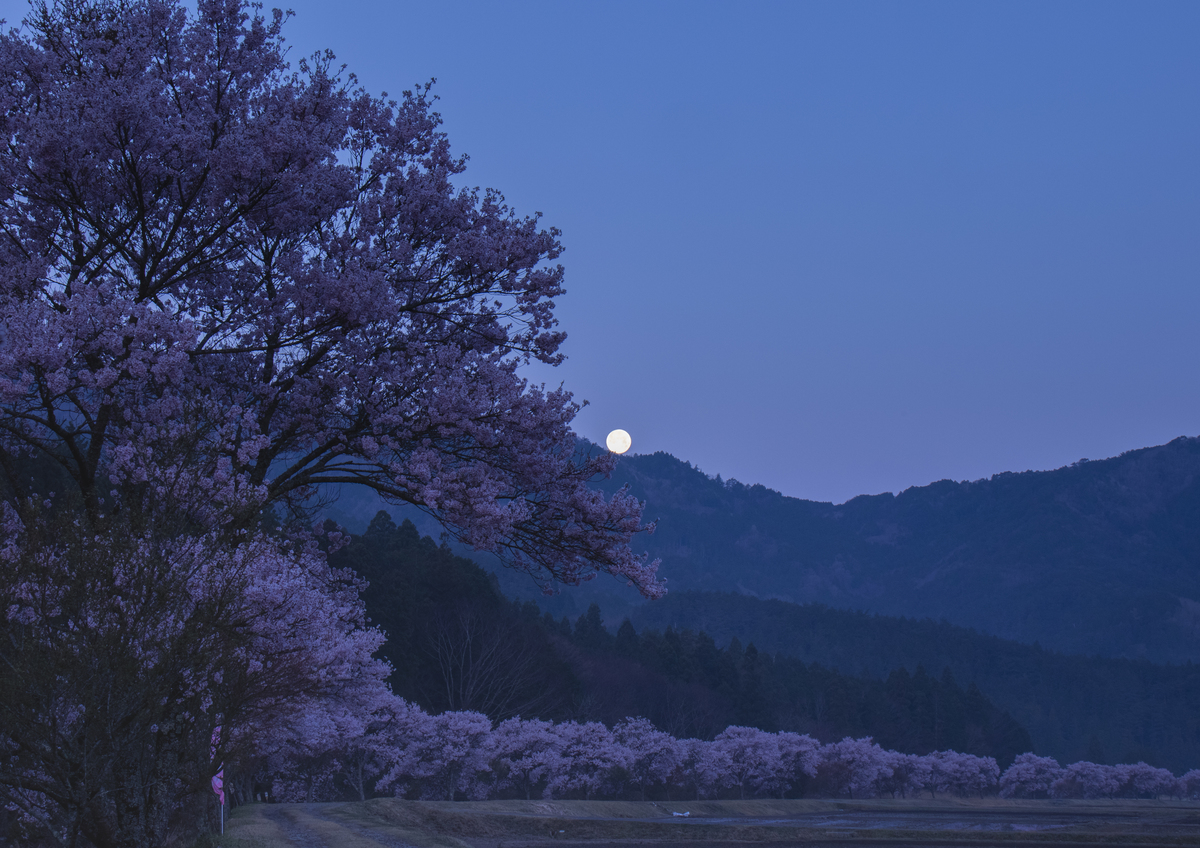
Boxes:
[606,429,632,454]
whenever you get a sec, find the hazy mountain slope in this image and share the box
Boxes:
[631,590,1200,772]
[594,435,1200,662]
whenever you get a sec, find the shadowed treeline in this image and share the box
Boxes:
[632,590,1200,772]
[337,514,1028,766]
[340,513,1200,774]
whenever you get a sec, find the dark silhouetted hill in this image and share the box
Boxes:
[592,435,1200,663]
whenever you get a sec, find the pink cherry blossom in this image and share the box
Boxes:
[376,707,494,800]
[544,721,630,800]
[0,0,660,840]
[1000,753,1063,799]
[0,0,662,590]
[816,737,893,799]
[490,717,562,800]
[1050,760,1122,799]
[614,717,684,800]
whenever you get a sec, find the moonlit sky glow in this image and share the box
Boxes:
[16,0,1193,504]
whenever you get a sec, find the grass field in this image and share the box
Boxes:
[217,797,1200,848]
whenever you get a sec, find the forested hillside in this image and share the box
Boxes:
[632,591,1200,773]
[589,436,1200,663]
[335,515,1029,767]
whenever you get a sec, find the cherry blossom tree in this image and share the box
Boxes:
[676,730,819,801]
[876,751,931,799]
[1116,762,1179,799]
[926,751,999,798]
[816,738,893,799]
[376,708,494,801]
[1181,769,1200,799]
[1049,761,1122,799]
[672,738,714,801]
[691,738,736,799]
[999,753,1063,799]
[251,678,406,803]
[544,721,630,800]
[0,0,660,594]
[489,717,562,800]
[0,504,391,846]
[0,0,658,843]
[769,732,821,799]
[712,726,772,800]
[614,717,684,801]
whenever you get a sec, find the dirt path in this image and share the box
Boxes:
[257,804,422,848]
[308,804,422,848]
[259,806,332,848]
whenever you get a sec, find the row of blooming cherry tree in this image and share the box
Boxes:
[259,705,1199,805]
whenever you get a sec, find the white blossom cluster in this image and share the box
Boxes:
[262,706,1199,804]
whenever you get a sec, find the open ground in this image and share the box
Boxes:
[218,798,1200,848]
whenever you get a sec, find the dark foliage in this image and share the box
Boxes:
[337,516,1029,768]
[633,590,1200,773]
[559,604,1030,767]
[331,513,579,720]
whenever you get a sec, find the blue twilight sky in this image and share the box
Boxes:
[9,0,1198,504]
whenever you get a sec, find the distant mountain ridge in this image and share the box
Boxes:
[593,435,1200,663]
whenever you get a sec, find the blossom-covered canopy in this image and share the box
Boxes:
[0,0,660,596]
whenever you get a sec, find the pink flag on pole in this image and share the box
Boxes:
[211,725,225,805]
